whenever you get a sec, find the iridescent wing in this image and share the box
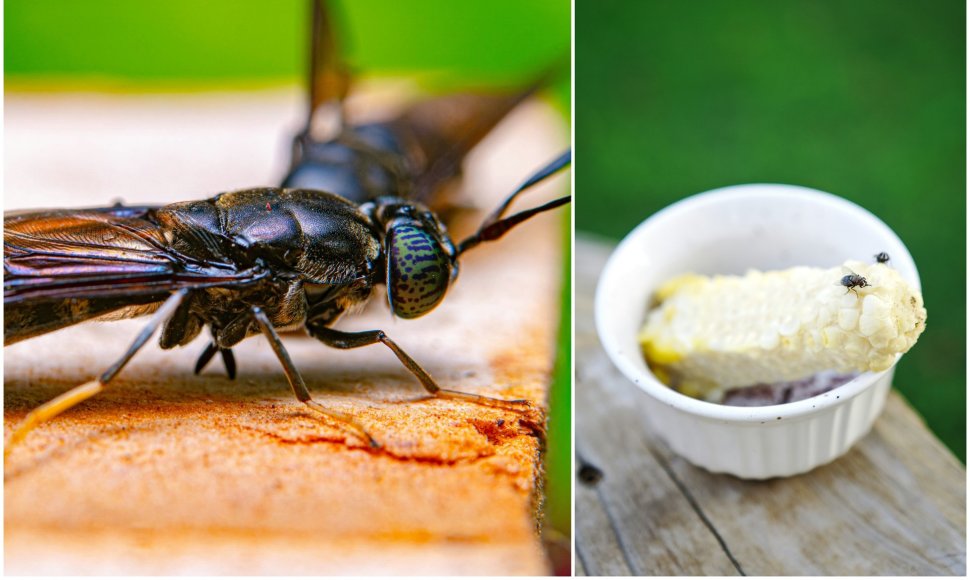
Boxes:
[4,207,262,343]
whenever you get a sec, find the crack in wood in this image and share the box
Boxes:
[648,438,747,575]
[574,445,634,575]
[593,480,642,575]
[240,418,550,472]
[574,540,592,576]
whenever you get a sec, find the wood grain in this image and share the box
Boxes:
[4,92,567,575]
[575,234,966,576]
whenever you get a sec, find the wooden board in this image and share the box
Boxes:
[4,91,568,575]
[575,235,966,576]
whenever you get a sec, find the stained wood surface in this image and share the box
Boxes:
[575,235,966,576]
[4,92,567,575]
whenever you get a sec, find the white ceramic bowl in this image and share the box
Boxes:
[595,184,921,479]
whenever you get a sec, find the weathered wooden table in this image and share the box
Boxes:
[575,235,966,576]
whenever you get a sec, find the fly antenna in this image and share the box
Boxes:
[457,150,571,256]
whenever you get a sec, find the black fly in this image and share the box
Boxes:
[840,271,870,295]
[3,0,570,454]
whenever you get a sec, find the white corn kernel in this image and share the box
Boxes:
[639,260,926,401]
[838,308,859,331]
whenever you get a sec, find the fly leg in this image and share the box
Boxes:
[4,289,189,459]
[194,342,237,379]
[306,324,532,409]
[250,307,379,448]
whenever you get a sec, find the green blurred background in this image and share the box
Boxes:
[5,0,572,541]
[577,0,964,460]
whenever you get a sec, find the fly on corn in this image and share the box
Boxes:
[639,260,927,401]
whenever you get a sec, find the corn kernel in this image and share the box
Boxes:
[639,260,927,401]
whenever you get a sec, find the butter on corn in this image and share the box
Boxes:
[639,260,927,401]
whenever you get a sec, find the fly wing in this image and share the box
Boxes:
[398,89,538,207]
[4,208,260,344]
[285,0,563,213]
[306,0,351,129]
[283,0,354,186]
[5,209,179,300]
[399,57,567,208]
[835,265,857,286]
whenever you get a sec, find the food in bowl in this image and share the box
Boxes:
[639,259,927,403]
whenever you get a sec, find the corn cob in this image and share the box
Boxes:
[639,260,927,401]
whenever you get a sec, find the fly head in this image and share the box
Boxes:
[366,150,571,320]
[368,198,458,319]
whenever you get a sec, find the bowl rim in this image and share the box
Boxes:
[594,183,921,423]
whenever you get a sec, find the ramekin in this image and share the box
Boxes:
[594,184,922,479]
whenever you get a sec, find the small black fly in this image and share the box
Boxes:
[840,272,870,295]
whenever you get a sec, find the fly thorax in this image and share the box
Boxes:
[155,201,227,261]
[214,188,381,286]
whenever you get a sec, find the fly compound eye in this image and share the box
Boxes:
[386,223,452,319]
